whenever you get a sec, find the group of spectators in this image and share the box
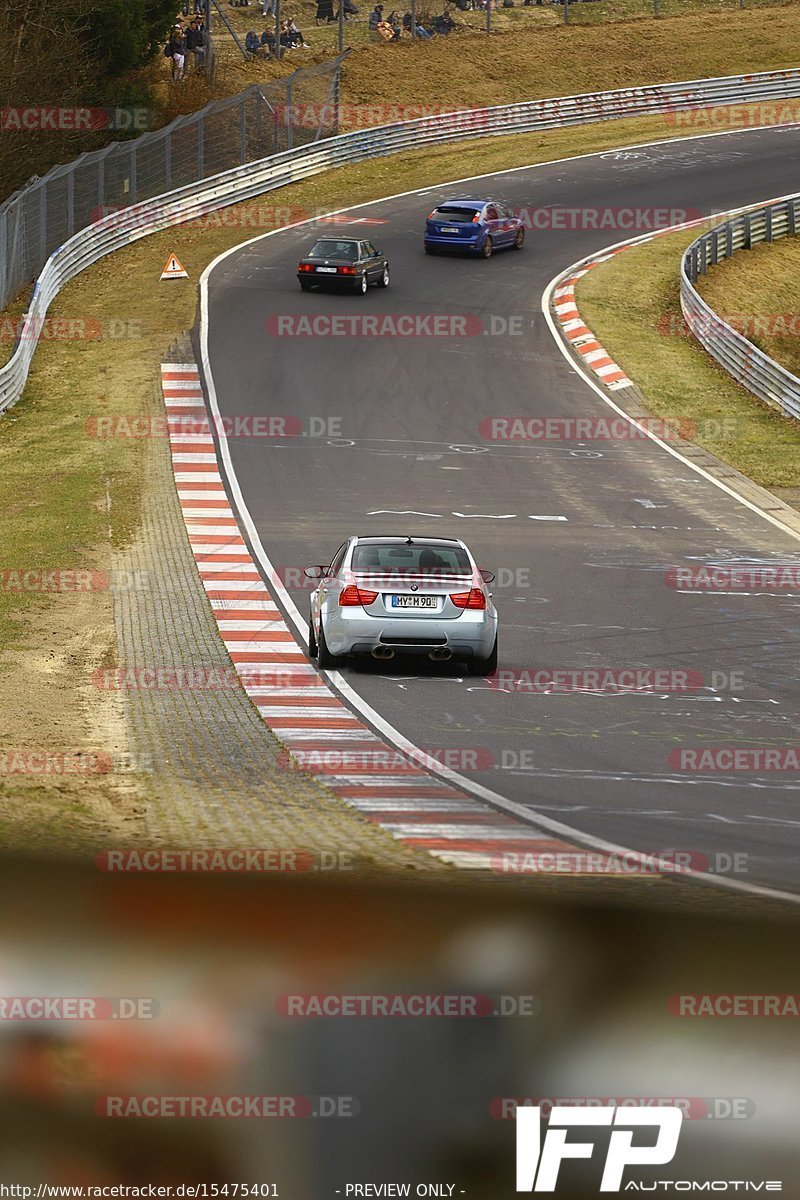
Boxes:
[244,17,308,54]
[165,16,207,81]
[368,2,455,37]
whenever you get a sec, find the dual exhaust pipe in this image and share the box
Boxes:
[371,646,452,662]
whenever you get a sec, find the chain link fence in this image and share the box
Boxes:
[0,53,345,311]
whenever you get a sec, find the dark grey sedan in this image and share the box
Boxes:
[297,237,390,294]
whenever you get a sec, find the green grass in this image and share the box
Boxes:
[697,234,800,379]
[577,225,800,491]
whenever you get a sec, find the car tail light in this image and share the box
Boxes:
[449,588,486,610]
[298,263,313,272]
[338,265,356,275]
[471,212,481,223]
[339,585,379,607]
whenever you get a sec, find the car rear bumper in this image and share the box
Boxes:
[424,234,483,252]
[297,273,361,287]
[323,610,497,658]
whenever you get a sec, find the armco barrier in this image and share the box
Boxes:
[681,195,800,421]
[3,66,800,414]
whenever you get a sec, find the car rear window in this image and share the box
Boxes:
[351,543,471,574]
[431,206,480,222]
[308,240,358,259]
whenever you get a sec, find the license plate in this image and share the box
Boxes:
[315,266,337,273]
[439,226,459,234]
[391,594,438,609]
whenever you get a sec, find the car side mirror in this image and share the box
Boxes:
[479,568,495,583]
[304,565,326,579]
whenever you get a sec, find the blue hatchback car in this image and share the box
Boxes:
[424,197,525,258]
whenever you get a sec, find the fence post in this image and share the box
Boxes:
[165,131,172,190]
[240,98,247,164]
[130,146,137,204]
[197,114,205,179]
[67,171,75,238]
[39,185,47,266]
[286,78,294,150]
[563,0,569,25]
[0,213,7,304]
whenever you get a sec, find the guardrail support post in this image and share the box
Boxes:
[765,207,773,243]
[790,201,798,237]
[726,222,733,258]
[743,214,751,249]
[712,230,719,265]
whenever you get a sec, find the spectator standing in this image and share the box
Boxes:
[192,18,207,69]
[169,24,187,80]
[316,0,335,20]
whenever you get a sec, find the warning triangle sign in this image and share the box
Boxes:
[161,253,189,280]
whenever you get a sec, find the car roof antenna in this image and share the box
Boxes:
[405,535,414,545]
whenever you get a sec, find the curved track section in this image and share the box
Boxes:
[203,127,800,895]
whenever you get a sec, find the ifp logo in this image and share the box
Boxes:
[516,1105,683,1192]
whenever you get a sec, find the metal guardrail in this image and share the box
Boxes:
[0,55,345,313]
[681,196,800,421]
[4,65,800,415]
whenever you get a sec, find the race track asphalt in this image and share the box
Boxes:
[205,125,800,893]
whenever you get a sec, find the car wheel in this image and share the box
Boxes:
[466,636,498,676]
[356,273,368,295]
[377,265,390,288]
[480,236,493,259]
[299,279,313,291]
[317,620,341,669]
[513,228,525,250]
[308,617,318,658]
